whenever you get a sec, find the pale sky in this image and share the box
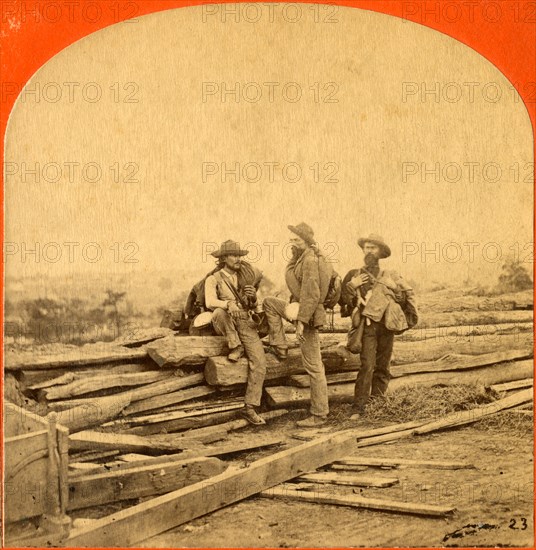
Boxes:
[4,5,533,289]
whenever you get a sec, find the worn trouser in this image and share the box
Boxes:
[212,308,267,407]
[264,296,329,417]
[354,320,395,410]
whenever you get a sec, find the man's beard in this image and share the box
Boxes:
[290,246,303,261]
[364,252,379,268]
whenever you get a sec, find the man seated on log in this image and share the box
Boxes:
[339,233,418,421]
[204,240,268,425]
[263,223,332,427]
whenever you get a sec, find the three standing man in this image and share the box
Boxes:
[201,227,416,426]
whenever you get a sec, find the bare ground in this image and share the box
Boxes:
[135,419,533,548]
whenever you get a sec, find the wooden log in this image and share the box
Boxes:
[289,371,357,388]
[68,430,223,454]
[102,402,244,429]
[123,386,216,416]
[295,472,399,488]
[120,409,242,436]
[334,457,475,470]
[490,378,533,393]
[46,372,206,412]
[177,436,285,460]
[69,450,119,462]
[260,486,455,517]
[391,349,532,377]
[205,347,359,386]
[413,309,533,329]
[5,345,147,371]
[113,327,174,348]
[400,322,533,342]
[40,371,173,400]
[178,409,291,440]
[86,436,284,470]
[66,429,358,546]
[392,332,533,364]
[67,456,226,510]
[146,335,228,367]
[19,361,158,391]
[54,394,131,433]
[265,360,534,408]
[290,349,532,387]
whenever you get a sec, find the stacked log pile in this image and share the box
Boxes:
[3,293,533,544]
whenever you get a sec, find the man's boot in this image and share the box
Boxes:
[296,415,328,428]
[228,345,244,362]
[240,405,266,425]
[268,346,288,360]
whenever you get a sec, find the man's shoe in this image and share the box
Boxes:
[228,345,244,362]
[268,346,288,360]
[296,415,328,428]
[240,405,266,425]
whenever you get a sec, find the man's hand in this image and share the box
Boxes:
[296,320,305,343]
[227,301,241,319]
[349,273,369,288]
[243,285,257,299]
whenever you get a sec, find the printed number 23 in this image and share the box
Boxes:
[509,518,528,530]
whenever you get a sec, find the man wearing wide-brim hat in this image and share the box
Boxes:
[204,240,268,425]
[263,223,332,427]
[340,234,418,420]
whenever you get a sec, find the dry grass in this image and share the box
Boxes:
[328,384,533,436]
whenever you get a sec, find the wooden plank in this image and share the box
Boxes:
[146,335,228,367]
[204,347,358,386]
[4,430,49,522]
[123,385,215,416]
[414,388,533,434]
[67,456,226,510]
[4,401,49,436]
[260,486,455,517]
[265,360,534,408]
[54,394,131,433]
[490,378,533,393]
[334,457,475,470]
[66,429,358,546]
[41,371,173,400]
[5,345,147,371]
[120,409,242,436]
[295,472,399,488]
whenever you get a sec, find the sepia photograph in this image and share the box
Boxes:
[1,0,535,547]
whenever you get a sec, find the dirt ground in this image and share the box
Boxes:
[139,423,533,548]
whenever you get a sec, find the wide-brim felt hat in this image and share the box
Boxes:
[288,222,315,245]
[211,240,249,258]
[357,233,391,259]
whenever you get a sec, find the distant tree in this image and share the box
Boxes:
[102,290,127,337]
[495,259,533,293]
